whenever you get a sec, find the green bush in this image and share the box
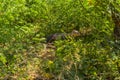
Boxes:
[0,0,120,79]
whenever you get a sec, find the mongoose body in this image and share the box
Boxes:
[46,30,80,43]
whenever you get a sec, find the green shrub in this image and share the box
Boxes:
[0,0,120,79]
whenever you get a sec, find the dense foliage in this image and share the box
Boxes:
[0,0,120,79]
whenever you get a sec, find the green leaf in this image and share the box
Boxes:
[0,53,7,64]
